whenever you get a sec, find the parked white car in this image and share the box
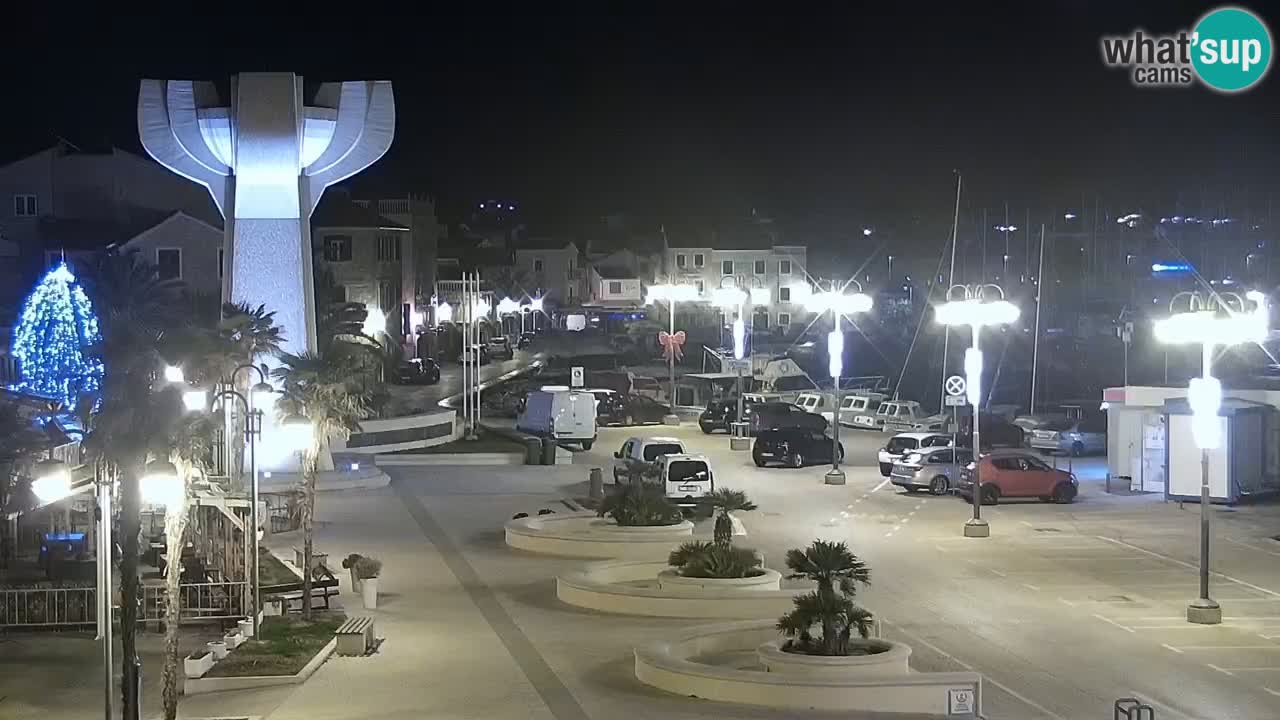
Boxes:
[877,432,953,476]
[657,453,715,507]
[852,399,930,432]
[612,436,687,483]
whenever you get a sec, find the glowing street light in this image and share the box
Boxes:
[496,297,521,315]
[363,306,387,337]
[646,283,702,405]
[163,365,185,383]
[436,301,453,325]
[935,284,1021,538]
[803,281,873,485]
[1154,290,1267,625]
[32,459,72,504]
[182,389,207,413]
[140,460,182,508]
[282,414,314,452]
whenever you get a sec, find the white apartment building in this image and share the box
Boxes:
[662,243,809,331]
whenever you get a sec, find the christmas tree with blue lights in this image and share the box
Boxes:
[10,263,104,407]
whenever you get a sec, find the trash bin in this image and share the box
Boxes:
[524,437,541,465]
[589,468,604,499]
[541,438,558,465]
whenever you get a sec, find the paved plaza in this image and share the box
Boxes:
[4,423,1280,719]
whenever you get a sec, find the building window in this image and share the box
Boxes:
[693,253,705,268]
[694,280,705,294]
[333,284,347,303]
[721,260,733,275]
[608,281,622,295]
[13,194,36,217]
[534,258,544,272]
[779,259,792,275]
[754,260,765,275]
[156,249,181,280]
[779,287,791,302]
[377,234,401,262]
[778,312,791,326]
[324,235,352,262]
[676,254,687,269]
[379,280,401,311]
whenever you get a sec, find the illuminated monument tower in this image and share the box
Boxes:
[138,73,394,472]
[138,73,394,356]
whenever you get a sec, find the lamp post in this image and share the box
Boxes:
[497,297,520,336]
[645,283,700,406]
[804,281,874,485]
[935,284,1020,536]
[1154,290,1267,625]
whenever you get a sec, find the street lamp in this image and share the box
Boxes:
[436,301,453,326]
[163,365,185,384]
[363,306,387,339]
[935,284,1020,537]
[32,459,72,504]
[1154,290,1267,625]
[140,460,181,508]
[804,281,874,485]
[645,283,701,405]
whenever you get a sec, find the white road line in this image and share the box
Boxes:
[1097,536,1280,599]
[1059,597,1077,607]
[1207,664,1234,676]
[1093,614,1136,633]
[1020,520,1033,527]
[908,510,917,516]
[1172,646,1280,651]
[1022,583,1041,591]
[880,619,1067,720]
[1263,687,1280,697]
[1129,625,1222,630]
[872,478,891,493]
[1207,667,1280,673]
[987,567,1007,577]
[1224,536,1280,558]
[1161,643,1184,654]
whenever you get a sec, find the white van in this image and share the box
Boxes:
[657,454,715,507]
[516,389,597,449]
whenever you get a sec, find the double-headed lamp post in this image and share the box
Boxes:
[1154,290,1267,625]
[804,281,874,485]
[646,283,701,405]
[935,284,1020,537]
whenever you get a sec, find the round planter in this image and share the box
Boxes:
[505,513,693,559]
[756,638,910,679]
[656,568,782,592]
[361,577,379,609]
[206,640,229,661]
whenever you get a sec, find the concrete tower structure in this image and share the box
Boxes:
[137,73,395,356]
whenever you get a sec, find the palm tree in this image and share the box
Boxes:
[273,347,373,618]
[703,488,757,546]
[159,412,216,720]
[777,540,874,656]
[83,248,187,719]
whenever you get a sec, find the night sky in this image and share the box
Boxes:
[6,3,1278,227]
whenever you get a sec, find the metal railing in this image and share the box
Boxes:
[143,581,248,621]
[0,586,97,627]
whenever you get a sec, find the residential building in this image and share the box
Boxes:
[587,249,648,308]
[514,238,586,307]
[663,236,809,333]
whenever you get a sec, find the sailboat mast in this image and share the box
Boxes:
[939,172,962,409]
[1031,223,1046,414]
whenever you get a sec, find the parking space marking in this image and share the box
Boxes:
[1263,687,1280,697]
[1161,643,1184,654]
[1207,664,1234,676]
[1097,536,1280,600]
[1168,646,1280,651]
[1093,614,1136,633]
[1224,536,1280,558]
[872,478,891,492]
[1208,666,1280,673]
[1022,583,1041,591]
[881,619,1067,720]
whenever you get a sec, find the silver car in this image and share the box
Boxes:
[889,447,975,495]
[1029,415,1106,456]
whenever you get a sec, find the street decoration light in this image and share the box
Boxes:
[804,280,873,485]
[1154,289,1267,625]
[140,460,181,507]
[32,459,72,504]
[645,283,702,406]
[182,389,206,413]
[362,306,387,338]
[163,365,185,384]
[935,284,1020,536]
[436,301,453,326]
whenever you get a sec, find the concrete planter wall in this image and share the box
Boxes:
[377,452,525,466]
[184,652,213,679]
[556,560,799,618]
[633,621,983,715]
[757,638,910,678]
[505,513,693,559]
[184,638,337,696]
[657,568,781,592]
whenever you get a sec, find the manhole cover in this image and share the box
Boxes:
[1034,527,1061,533]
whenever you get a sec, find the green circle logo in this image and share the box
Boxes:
[1192,6,1273,92]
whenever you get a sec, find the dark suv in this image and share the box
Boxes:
[750,402,828,434]
[753,427,843,468]
[700,399,745,433]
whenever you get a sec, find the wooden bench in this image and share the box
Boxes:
[335,616,375,656]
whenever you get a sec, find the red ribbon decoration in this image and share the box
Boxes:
[658,330,687,361]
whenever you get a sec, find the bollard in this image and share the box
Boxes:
[589,468,604,499]
[541,438,557,465]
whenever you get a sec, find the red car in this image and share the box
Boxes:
[955,453,1077,505]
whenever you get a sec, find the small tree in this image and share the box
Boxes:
[703,488,757,546]
[598,483,682,527]
[777,540,874,656]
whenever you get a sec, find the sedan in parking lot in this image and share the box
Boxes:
[956,452,1078,505]
[394,358,441,385]
[877,432,952,477]
[1029,415,1107,456]
[752,428,843,468]
[889,447,974,495]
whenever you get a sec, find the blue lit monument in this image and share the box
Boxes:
[138,73,394,471]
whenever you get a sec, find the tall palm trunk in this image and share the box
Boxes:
[818,581,837,656]
[300,437,320,619]
[119,461,143,720]
[160,486,190,720]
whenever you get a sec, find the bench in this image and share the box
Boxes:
[335,616,376,656]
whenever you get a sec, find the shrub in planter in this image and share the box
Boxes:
[667,541,763,579]
[597,482,682,527]
[354,556,381,579]
[342,553,365,592]
[776,540,877,657]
